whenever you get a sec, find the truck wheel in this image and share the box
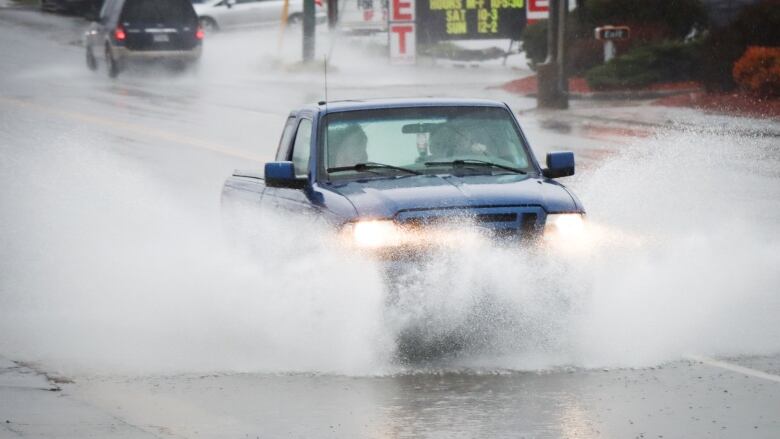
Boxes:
[86,48,98,71]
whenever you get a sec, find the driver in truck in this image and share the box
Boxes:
[328,125,368,168]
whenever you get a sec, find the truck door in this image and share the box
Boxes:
[265,117,318,216]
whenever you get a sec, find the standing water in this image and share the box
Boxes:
[1,115,778,376]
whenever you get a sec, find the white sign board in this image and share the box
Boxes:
[389,23,416,64]
[527,0,549,21]
[339,0,388,32]
[389,0,415,64]
[390,0,414,21]
[527,0,575,22]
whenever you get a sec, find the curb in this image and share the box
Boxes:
[520,110,780,138]
[498,75,705,101]
[516,88,702,101]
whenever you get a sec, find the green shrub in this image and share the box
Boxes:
[585,40,701,90]
[521,21,548,69]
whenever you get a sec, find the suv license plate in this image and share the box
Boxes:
[153,34,170,43]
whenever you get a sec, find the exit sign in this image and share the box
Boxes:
[594,25,630,41]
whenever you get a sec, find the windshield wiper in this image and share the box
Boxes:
[424,159,527,175]
[327,162,422,175]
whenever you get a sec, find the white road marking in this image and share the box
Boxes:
[0,96,265,163]
[686,354,780,384]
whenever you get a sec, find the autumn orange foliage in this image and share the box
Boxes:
[732,46,780,98]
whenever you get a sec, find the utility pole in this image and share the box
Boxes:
[536,0,569,109]
[557,0,568,99]
[327,0,338,29]
[303,0,316,62]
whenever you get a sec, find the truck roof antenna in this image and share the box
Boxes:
[324,55,328,105]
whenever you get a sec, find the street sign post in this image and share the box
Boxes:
[594,25,630,62]
[536,0,567,109]
[594,25,630,41]
[303,0,316,61]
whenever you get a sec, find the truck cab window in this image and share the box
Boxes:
[275,117,297,161]
[291,119,312,178]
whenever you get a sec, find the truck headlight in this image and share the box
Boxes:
[342,220,411,248]
[544,213,586,240]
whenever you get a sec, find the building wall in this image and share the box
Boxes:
[701,0,763,26]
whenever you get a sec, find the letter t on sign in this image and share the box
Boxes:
[390,24,416,64]
[389,0,415,64]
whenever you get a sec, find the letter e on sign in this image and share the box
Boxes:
[390,23,416,64]
[391,0,415,21]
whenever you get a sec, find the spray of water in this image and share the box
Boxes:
[0,136,392,375]
[2,121,778,376]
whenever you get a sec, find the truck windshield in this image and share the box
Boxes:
[322,106,533,180]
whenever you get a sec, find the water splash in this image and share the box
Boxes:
[1,123,778,376]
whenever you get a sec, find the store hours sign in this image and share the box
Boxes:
[415,0,526,44]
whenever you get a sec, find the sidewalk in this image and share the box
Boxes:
[521,99,780,139]
[502,74,780,137]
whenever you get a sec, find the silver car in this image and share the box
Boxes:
[193,0,323,32]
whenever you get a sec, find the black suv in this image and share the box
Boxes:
[84,0,203,77]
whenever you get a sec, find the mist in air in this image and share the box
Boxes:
[1,110,778,376]
[1,21,778,376]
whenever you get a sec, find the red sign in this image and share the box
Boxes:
[389,24,415,64]
[389,0,415,64]
[527,0,548,21]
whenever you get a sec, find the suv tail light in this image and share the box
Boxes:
[195,26,204,40]
[114,25,126,41]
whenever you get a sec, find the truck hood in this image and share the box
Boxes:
[326,174,582,219]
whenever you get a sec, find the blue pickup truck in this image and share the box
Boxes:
[221,98,585,255]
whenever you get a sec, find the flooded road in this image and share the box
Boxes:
[1,3,779,438]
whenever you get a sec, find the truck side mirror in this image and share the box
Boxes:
[542,151,575,178]
[226,0,236,8]
[264,161,307,189]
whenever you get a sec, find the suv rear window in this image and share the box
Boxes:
[121,0,197,25]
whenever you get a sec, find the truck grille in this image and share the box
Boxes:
[395,206,542,242]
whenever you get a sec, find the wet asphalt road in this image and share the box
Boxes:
[1,3,779,438]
